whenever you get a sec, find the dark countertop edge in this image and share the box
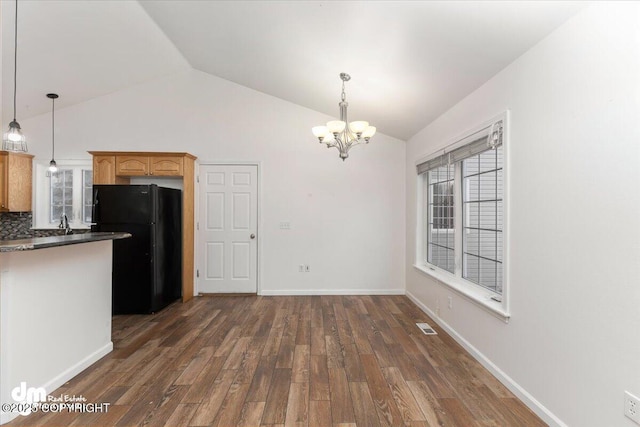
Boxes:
[0,232,132,252]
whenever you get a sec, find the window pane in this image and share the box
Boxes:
[462,147,503,294]
[64,171,73,186]
[426,164,455,273]
[64,190,73,205]
[479,258,499,291]
[50,169,74,224]
[478,149,498,173]
[82,170,93,225]
[52,206,62,223]
[464,253,480,284]
[52,187,63,205]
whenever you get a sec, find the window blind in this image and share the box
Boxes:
[416,120,503,175]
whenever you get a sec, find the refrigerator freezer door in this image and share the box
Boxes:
[92,185,156,225]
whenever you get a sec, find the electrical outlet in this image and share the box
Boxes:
[448,296,453,309]
[305,265,310,273]
[298,265,304,273]
[625,391,640,424]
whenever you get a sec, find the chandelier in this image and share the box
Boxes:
[312,73,376,161]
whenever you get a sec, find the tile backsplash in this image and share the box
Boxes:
[0,212,88,240]
[0,212,34,239]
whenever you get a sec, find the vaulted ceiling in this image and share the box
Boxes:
[2,1,584,141]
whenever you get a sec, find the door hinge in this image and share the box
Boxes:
[196,269,200,278]
[197,175,200,183]
[197,222,199,230]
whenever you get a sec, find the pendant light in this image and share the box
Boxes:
[47,94,59,172]
[2,0,27,152]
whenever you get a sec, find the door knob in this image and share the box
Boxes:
[250,234,256,239]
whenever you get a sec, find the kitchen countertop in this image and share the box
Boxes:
[0,232,131,252]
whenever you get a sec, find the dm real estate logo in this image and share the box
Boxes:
[11,382,46,415]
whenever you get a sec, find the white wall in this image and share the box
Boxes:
[22,69,406,295]
[406,3,640,427]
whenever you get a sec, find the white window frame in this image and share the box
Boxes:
[414,111,510,321]
[33,160,93,229]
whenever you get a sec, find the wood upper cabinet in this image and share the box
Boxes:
[101,154,186,178]
[116,156,149,176]
[90,152,192,181]
[150,156,183,176]
[0,151,34,212]
[93,155,128,185]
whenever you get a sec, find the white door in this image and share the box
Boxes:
[198,164,258,293]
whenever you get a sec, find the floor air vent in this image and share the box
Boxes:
[416,322,437,335]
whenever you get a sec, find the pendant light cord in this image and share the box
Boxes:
[13,0,18,121]
[51,98,55,159]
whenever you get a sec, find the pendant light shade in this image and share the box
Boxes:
[47,94,59,173]
[2,0,27,152]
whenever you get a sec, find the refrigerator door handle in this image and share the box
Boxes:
[91,189,99,224]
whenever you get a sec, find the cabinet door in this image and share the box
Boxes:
[150,156,183,176]
[116,156,149,176]
[0,154,7,211]
[93,155,117,184]
[5,153,32,212]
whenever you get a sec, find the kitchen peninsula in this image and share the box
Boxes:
[0,232,129,425]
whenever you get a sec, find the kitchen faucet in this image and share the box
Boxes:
[59,213,73,235]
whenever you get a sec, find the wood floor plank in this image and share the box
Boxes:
[382,367,427,424]
[291,344,310,383]
[406,380,453,427]
[310,327,326,356]
[308,400,331,427]
[246,355,277,402]
[328,368,355,425]
[181,356,227,404]
[237,401,266,427]
[211,383,250,427]
[284,381,309,426]
[7,296,545,427]
[174,346,215,385]
[439,397,479,427]
[360,353,405,427]
[349,381,381,427]
[309,355,330,401]
[163,403,199,427]
[261,368,292,425]
[188,369,236,426]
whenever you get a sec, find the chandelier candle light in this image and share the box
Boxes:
[312,73,376,161]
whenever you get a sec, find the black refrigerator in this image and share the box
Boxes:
[92,184,182,314]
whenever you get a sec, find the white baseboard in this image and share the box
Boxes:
[405,291,566,427]
[260,288,405,296]
[0,342,113,426]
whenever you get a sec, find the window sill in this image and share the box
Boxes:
[412,263,511,323]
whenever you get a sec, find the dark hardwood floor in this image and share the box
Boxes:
[9,295,546,426]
